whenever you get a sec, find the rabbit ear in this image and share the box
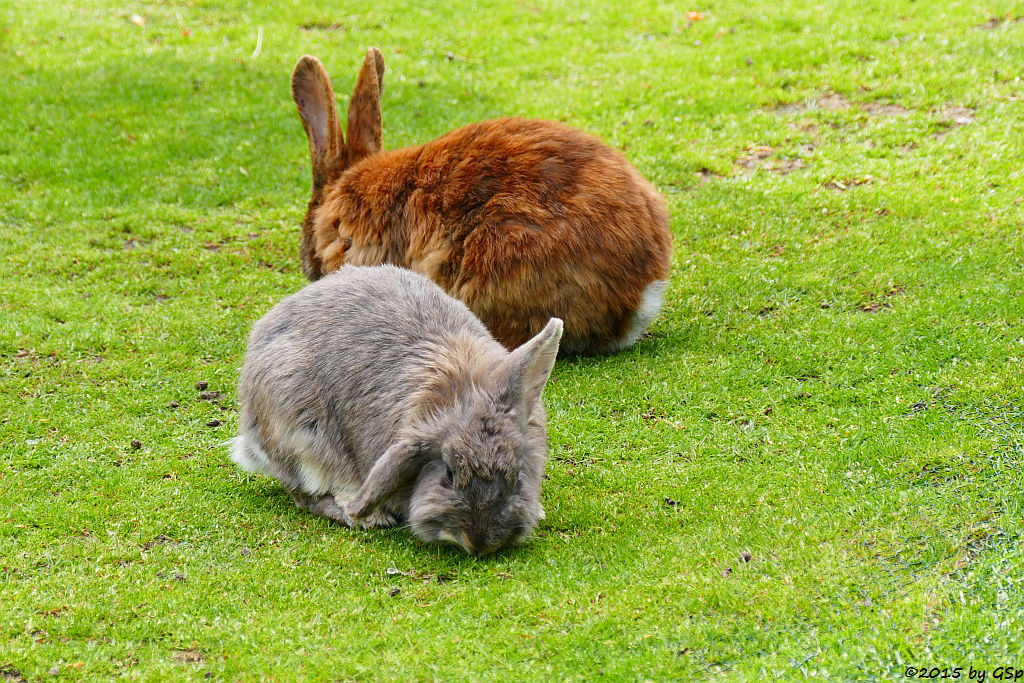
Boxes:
[496,318,563,422]
[345,47,385,166]
[292,55,345,189]
[345,439,424,520]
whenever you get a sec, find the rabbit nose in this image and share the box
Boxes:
[457,531,494,556]
[458,532,478,555]
[460,531,498,556]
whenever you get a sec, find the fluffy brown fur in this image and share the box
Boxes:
[292,49,673,355]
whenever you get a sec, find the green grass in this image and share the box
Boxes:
[2,0,1023,679]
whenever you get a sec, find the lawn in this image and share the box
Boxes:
[2,0,1023,679]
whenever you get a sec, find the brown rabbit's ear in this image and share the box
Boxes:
[496,318,564,423]
[345,47,385,166]
[345,439,424,520]
[292,55,345,189]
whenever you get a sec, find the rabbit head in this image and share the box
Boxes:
[291,49,384,280]
[344,318,563,555]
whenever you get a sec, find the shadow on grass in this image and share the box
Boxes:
[556,329,685,369]
[226,474,544,565]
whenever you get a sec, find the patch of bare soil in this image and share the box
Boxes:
[817,93,852,111]
[822,176,874,191]
[1,666,26,683]
[694,167,724,183]
[858,283,906,313]
[172,649,205,664]
[933,106,976,138]
[978,15,1024,29]
[300,21,348,31]
[735,145,806,174]
[769,93,909,116]
[861,100,911,116]
[940,107,975,125]
[768,93,851,113]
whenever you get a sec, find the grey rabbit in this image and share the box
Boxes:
[231,264,562,555]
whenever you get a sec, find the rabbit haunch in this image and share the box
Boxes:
[231,265,562,556]
[292,49,673,356]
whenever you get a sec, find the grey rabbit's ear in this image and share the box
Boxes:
[345,47,385,166]
[292,55,345,189]
[496,318,563,423]
[345,438,424,519]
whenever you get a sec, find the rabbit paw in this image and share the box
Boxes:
[352,507,399,529]
[290,490,357,527]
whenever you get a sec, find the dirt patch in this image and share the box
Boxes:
[1,666,26,682]
[859,300,889,313]
[817,93,852,111]
[9,349,61,367]
[933,106,976,138]
[769,93,909,116]
[385,566,454,584]
[257,259,291,272]
[771,94,977,148]
[693,167,725,183]
[641,407,663,421]
[771,102,807,115]
[735,145,805,174]
[822,176,873,191]
[950,524,1006,571]
[768,93,851,114]
[861,101,911,116]
[858,283,906,313]
[939,106,975,125]
[172,649,204,664]
[301,21,348,31]
[787,120,820,135]
[141,533,178,551]
[978,15,1024,29]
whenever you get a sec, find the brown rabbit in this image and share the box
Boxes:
[291,48,672,355]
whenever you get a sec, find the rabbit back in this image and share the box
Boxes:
[233,265,498,503]
[310,118,672,354]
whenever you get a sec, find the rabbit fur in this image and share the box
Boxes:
[291,48,673,356]
[231,264,563,556]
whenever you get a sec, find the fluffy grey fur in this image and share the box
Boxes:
[232,264,562,555]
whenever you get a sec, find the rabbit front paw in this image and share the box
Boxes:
[290,490,358,527]
[350,507,399,529]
